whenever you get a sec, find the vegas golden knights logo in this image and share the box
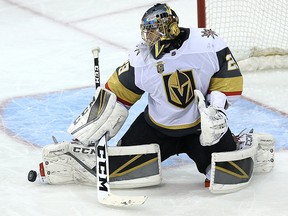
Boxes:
[163,70,196,108]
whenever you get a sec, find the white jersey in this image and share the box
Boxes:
[106,28,243,136]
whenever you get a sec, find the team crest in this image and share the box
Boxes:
[201,29,218,39]
[156,61,165,74]
[162,70,196,108]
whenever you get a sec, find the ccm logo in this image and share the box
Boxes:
[73,147,95,155]
[97,144,108,192]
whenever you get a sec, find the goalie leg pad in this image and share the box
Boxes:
[109,144,162,188]
[67,87,128,146]
[42,141,97,185]
[209,132,275,193]
[209,145,256,194]
[42,141,161,188]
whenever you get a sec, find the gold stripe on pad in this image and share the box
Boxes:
[110,155,158,178]
[215,161,249,179]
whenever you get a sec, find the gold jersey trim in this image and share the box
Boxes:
[148,114,201,130]
[107,71,142,105]
[209,76,243,93]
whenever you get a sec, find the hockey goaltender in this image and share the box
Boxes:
[29,3,275,197]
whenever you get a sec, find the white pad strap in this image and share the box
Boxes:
[253,133,275,173]
[67,87,128,146]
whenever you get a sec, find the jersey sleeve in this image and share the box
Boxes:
[208,46,243,107]
[105,60,145,107]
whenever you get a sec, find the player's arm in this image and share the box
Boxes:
[67,61,144,146]
[105,60,145,108]
[207,47,243,109]
[194,41,242,145]
[196,47,242,146]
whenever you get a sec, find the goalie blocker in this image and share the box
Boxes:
[67,87,128,146]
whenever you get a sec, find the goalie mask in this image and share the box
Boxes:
[140,3,180,59]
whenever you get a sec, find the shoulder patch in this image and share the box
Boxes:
[201,29,218,39]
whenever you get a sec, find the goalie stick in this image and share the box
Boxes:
[92,47,147,206]
[97,133,147,206]
[92,47,101,89]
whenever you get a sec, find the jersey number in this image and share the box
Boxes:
[226,54,239,71]
[118,61,130,75]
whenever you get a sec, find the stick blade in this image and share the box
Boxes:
[98,193,147,206]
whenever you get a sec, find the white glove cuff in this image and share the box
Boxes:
[208,91,227,109]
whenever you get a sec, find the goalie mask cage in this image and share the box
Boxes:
[197,0,288,72]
